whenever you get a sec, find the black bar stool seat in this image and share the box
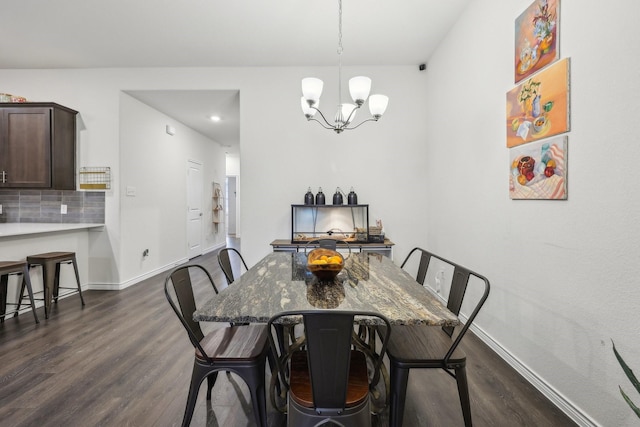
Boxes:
[25,252,85,319]
[0,261,39,324]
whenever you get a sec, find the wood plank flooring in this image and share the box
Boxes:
[0,245,577,426]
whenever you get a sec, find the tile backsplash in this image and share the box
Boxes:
[0,190,105,224]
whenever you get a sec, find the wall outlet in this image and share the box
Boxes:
[61,204,67,214]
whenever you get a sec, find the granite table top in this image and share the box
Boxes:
[194,251,459,326]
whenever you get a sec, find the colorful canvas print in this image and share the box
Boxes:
[506,57,570,148]
[509,136,567,200]
[515,0,559,83]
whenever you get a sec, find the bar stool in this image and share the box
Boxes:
[0,261,39,324]
[25,252,85,319]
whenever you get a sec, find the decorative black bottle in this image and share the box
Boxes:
[347,187,358,205]
[304,187,314,205]
[333,188,343,205]
[315,187,325,205]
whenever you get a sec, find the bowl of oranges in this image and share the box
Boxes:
[307,248,344,281]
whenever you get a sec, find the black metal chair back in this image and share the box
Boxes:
[165,264,218,355]
[217,247,248,285]
[268,310,391,426]
[400,247,431,285]
[304,238,352,256]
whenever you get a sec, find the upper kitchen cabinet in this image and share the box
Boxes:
[0,103,78,190]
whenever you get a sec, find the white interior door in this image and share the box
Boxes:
[187,160,203,259]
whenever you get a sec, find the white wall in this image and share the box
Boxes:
[118,94,226,286]
[239,65,430,265]
[423,1,640,426]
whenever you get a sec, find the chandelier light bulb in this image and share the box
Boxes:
[301,96,318,118]
[349,76,371,106]
[302,77,324,105]
[368,94,389,119]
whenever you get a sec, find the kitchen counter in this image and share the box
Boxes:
[0,223,104,237]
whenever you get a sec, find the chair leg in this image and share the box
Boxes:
[182,361,209,427]
[389,363,410,427]
[54,262,61,303]
[70,258,85,306]
[0,274,7,323]
[42,263,56,319]
[20,267,39,323]
[455,365,472,427]
[206,372,219,400]
[236,361,268,427]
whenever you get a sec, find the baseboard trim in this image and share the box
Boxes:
[87,242,226,291]
[88,258,189,291]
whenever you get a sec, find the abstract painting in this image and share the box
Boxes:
[506,57,570,148]
[515,0,559,83]
[509,135,567,200]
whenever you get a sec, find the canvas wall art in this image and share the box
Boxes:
[506,57,570,148]
[509,135,567,200]
[515,0,559,83]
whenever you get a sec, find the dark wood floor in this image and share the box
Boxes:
[0,243,577,427]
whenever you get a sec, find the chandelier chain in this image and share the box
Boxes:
[337,0,343,56]
[337,0,343,105]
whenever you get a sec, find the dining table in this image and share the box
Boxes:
[193,250,460,413]
[193,250,459,326]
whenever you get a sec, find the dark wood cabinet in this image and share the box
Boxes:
[0,103,78,190]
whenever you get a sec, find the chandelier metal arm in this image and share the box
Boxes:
[343,103,361,126]
[307,106,335,129]
[341,117,380,131]
[307,104,379,133]
[307,117,337,131]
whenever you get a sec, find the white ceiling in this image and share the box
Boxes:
[2,0,471,150]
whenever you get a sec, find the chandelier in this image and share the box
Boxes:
[300,0,389,134]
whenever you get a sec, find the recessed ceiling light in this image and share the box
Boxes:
[210,115,221,122]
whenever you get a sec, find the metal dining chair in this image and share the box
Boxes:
[388,248,490,427]
[217,247,248,285]
[164,264,269,427]
[400,246,431,285]
[268,310,391,427]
